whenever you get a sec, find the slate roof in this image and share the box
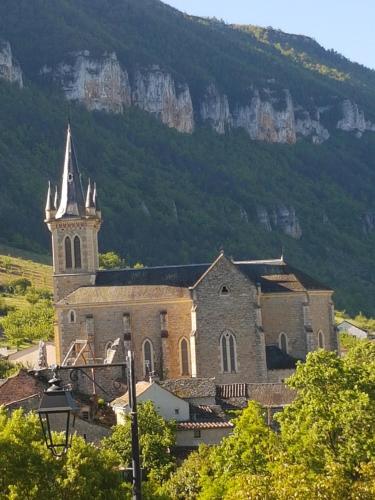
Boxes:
[159,378,216,399]
[266,345,300,370]
[95,258,331,293]
[96,264,210,288]
[55,124,86,219]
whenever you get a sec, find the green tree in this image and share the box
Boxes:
[104,401,176,484]
[277,346,375,475]
[1,300,54,347]
[0,409,129,500]
[0,408,58,499]
[56,436,129,500]
[99,252,123,270]
[162,445,212,499]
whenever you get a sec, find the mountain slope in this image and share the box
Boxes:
[0,0,374,314]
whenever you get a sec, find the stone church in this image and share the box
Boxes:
[45,126,338,396]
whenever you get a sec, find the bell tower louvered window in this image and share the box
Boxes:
[65,236,72,269]
[74,236,82,269]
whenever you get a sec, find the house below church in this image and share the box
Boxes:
[45,126,338,398]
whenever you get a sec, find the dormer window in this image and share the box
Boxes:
[220,285,230,296]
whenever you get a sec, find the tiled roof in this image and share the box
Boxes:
[177,421,233,430]
[159,378,216,399]
[266,345,299,370]
[247,383,296,407]
[217,382,296,409]
[95,258,331,293]
[0,370,46,407]
[190,404,227,422]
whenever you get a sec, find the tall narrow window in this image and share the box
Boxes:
[143,339,154,377]
[279,332,288,353]
[220,331,237,373]
[74,236,82,269]
[69,310,76,323]
[318,330,325,349]
[65,236,72,269]
[180,338,190,376]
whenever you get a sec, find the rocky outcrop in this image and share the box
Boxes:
[257,205,302,239]
[49,51,375,144]
[132,66,194,133]
[362,212,375,235]
[200,84,331,144]
[337,99,375,137]
[55,51,131,113]
[200,83,231,134]
[295,109,330,144]
[0,41,23,88]
[232,90,296,144]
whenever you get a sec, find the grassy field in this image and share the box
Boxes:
[0,246,52,311]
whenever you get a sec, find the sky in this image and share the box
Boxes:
[163,1,375,70]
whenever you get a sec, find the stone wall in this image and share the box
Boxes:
[194,255,267,384]
[308,292,337,351]
[56,286,193,390]
[267,368,295,383]
[175,427,232,447]
[261,292,307,359]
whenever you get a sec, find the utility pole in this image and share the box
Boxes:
[127,350,142,500]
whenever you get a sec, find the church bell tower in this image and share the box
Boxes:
[45,124,102,302]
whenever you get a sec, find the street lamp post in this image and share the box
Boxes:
[37,354,142,498]
[37,371,79,457]
[127,350,142,500]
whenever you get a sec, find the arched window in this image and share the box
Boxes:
[65,236,72,269]
[74,236,82,269]
[220,331,237,373]
[68,310,76,323]
[179,337,190,376]
[279,332,288,353]
[318,330,325,349]
[142,339,154,377]
[220,285,230,296]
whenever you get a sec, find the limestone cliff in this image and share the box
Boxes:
[0,41,23,88]
[55,51,131,114]
[48,51,375,144]
[232,89,296,144]
[337,99,375,137]
[257,205,302,239]
[295,108,330,144]
[200,83,232,134]
[132,66,194,133]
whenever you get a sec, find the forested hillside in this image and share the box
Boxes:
[0,0,374,314]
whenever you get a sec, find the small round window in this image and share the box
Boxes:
[220,285,230,296]
[68,173,73,183]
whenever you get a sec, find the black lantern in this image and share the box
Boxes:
[38,373,79,457]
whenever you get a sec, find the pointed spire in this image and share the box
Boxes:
[93,182,100,212]
[55,123,85,219]
[54,185,59,210]
[45,181,53,212]
[85,178,95,209]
